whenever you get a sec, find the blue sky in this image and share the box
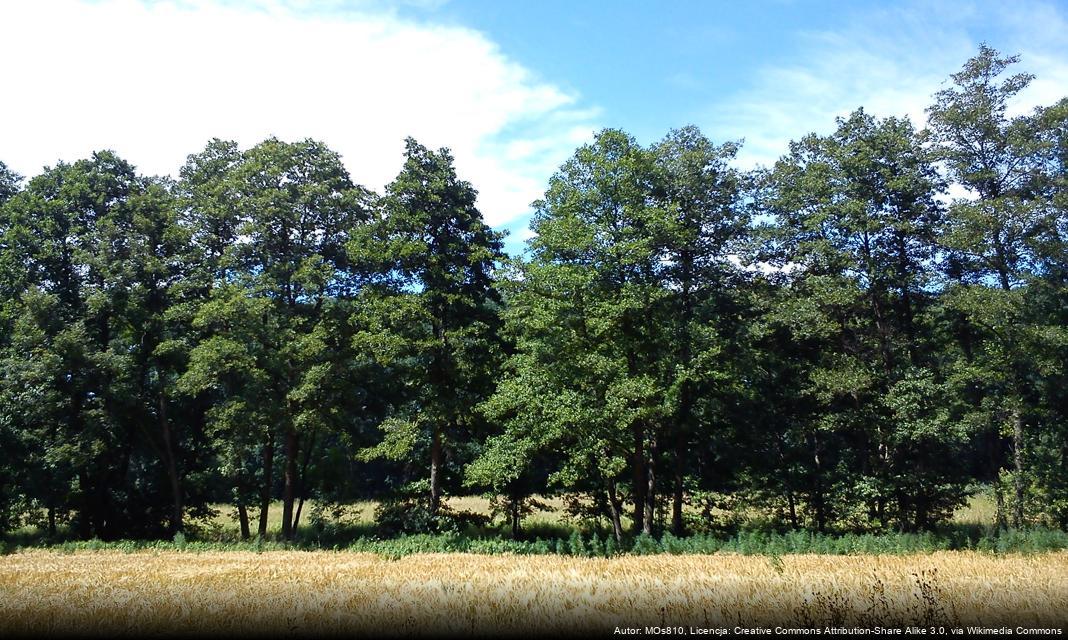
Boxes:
[2,0,1066,255]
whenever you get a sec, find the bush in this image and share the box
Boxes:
[567,530,587,556]
[588,532,604,558]
[630,533,660,555]
[530,538,552,554]
[374,487,492,538]
[659,532,683,554]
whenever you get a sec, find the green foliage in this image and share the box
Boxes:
[567,529,587,556]
[588,531,605,557]
[630,533,660,555]
[604,534,618,557]
[374,498,450,537]
[0,44,1065,548]
[0,161,20,204]
[352,138,505,515]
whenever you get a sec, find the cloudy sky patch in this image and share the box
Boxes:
[2,0,1066,254]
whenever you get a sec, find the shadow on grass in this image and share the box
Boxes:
[5,516,1068,558]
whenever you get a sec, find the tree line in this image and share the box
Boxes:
[0,46,1065,542]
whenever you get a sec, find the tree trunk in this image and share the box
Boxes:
[281,428,298,540]
[814,486,827,533]
[989,423,1007,530]
[237,503,251,540]
[292,427,318,531]
[103,444,132,540]
[429,302,451,519]
[1012,408,1025,528]
[914,496,928,532]
[674,263,694,537]
[776,436,799,529]
[632,425,646,534]
[258,431,274,538]
[78,469,92,540]
[510,497,521,539]
[293,497,306,532]
[994,480,1007,530]
[993,235,1012,293]
[159,392,183,534]
[895,237,919,366]
[671,399,688,536]
[606,479,624,544]
[644,436,656,536]
[671,437,685,536]
[430,424,443,515]
[812,433,826,533]
[896,490,910,533]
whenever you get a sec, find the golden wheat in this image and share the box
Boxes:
[1,551,1065,635]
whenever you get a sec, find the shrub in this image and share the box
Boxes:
[630,533,660,555]
[588,532,604,558]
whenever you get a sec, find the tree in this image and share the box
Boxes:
[650,126,749,534]
[760,109,965,531]
[476,129,669,538]
[0,152,200,538]
[179,138,371,539]
[173,139,258,535]
[0,161,19,204]
[0,161,25,331]
[114,177,193,534]
[927,45,1063,527]
[353,138,504,519]
[1027,98,1068,527]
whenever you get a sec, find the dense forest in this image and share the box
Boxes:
[0,45,1065,543]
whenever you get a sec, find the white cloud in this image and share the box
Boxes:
[516,227,537,242]
[702,1,1068,171]
[0,0,599,226]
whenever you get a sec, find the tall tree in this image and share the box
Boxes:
[1027,97,1068,527]
[0,162,19,204]
[927,45,1062,527]
[650,126,749,534]
[174,140,256,536]
[115,177,193,534]
[761,109,964,531]
[354,138,504,518]
[477,129,667,537]
[0,161,25,330]
[179,138,371,539]
[0,152,197,538]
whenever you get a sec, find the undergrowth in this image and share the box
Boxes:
[9,526,1068,558]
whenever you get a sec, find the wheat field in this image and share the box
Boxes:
[1,550,1066,635]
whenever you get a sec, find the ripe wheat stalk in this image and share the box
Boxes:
[1,551,1066,635]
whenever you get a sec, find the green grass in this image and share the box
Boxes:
[8,526,1068,559]
[4,492,1001,544]
[6,489,1065,557]
[198,495,571,534]
[954,491,998,526]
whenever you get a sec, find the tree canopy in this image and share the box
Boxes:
[0,45,1065,541]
